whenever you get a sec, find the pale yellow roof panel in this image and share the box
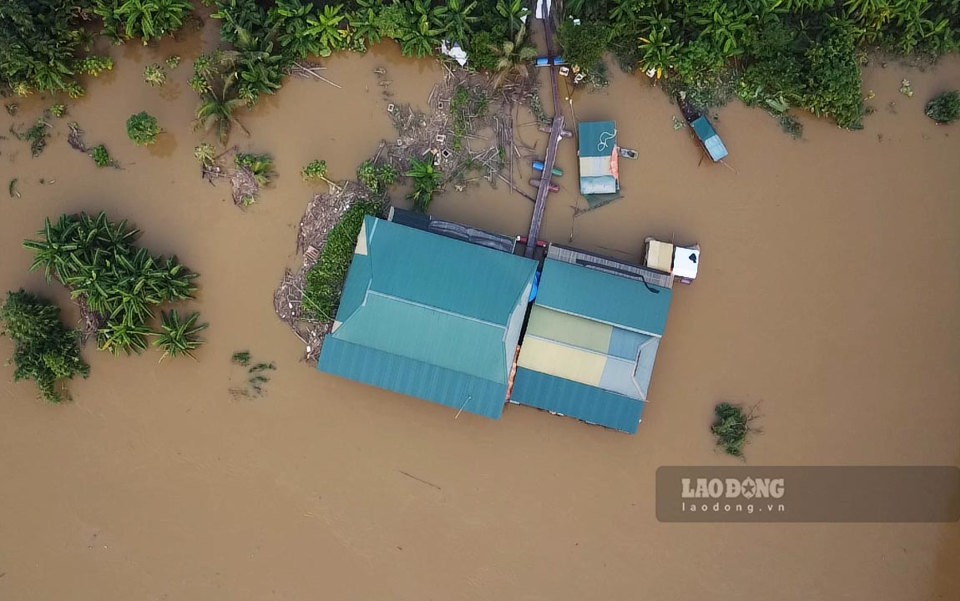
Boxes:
[517,337,605,387]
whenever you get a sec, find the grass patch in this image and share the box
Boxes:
[303,201,383,321]
[711,402,761,459]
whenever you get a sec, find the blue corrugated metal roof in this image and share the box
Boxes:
[511,368,645,434]
[536,259,672,335]
[320,338,508,419]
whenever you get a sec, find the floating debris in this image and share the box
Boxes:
[8,178,20,198]
[899,79,913,97]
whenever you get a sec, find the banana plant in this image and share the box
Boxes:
[400,14,443,57]
[306,4,348,57]
[270,0,321,59]
[496,0,529,37]
[436,0,479,45]
[154,310,208,361]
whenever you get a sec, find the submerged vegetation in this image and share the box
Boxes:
[126,111,162,145]
[303,200,383,321]
[405,156,443,213]
[711,402,761,459]
[229,349,276,398]
[23,212,202,357]
[560,0,960,129]
[1,290,90,402]
[925,90,960,124]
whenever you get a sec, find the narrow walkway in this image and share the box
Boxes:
[524,6,564,259]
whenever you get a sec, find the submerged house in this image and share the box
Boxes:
[510,247,673,434]
[317,216,538,419]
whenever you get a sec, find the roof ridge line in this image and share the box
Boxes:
[365,290,505,329]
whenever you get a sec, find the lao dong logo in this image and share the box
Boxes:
[681,477,785,499]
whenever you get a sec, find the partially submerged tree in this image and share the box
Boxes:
[1,289,89,402]
[126,111,162,145]
[94,0,195,44]
[925,90,960,124]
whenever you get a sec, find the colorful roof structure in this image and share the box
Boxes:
[511,258,673,433]
[578,121,621,209]
[318,216,538,419]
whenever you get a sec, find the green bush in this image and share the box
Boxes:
[126,112,162,145]
[90,144,113,168]
[557,20,612,71]
[303,201,383,321]
[235,152,275,186]
[711,402,760,459]
[94,0,194,44]
[356,160,398,196]
[925,91,960,124]
[301,159,329,183]
[1,289,89,402]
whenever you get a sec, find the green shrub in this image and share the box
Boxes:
[50,104,67,118]
[90,144,113,168]
[1,290,89,402]
[235,152,275,186]
[557,20,612,71]
[303,201,383,321]
[154,310,208,361]
[301,159,329,183]
[144,64,167,86]
[94,0,194,44]
[925,91,960,124]
[405,157,442,212]
[126,112,162,145]
[356,160,397,196]
[711,402,760,459]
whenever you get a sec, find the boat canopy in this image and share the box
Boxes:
[690,116,728,162]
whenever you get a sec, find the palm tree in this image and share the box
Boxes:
[195,78,249,144]
[154,310,208,361]
[489,26,538,87]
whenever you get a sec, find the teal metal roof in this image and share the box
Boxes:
[579,121,617,158]
[512,368,645,434]
[320,338,509,419]
[320,217,538,419]
[334,291,507,383]
[344,216,535,324]
[536,259,672,335]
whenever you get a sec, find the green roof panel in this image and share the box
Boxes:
[536,259,672,335]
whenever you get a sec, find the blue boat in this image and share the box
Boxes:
[678,94,728,162]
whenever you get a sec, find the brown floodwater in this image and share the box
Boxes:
[1,19,958,600]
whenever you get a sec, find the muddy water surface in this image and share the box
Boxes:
[0,24,958,601]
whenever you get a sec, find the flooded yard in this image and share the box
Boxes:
[0,21,958,601]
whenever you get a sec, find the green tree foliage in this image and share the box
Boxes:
[303,201,383,321]
[925,90,960,123]
[356,160,398,196]
[126,111,162,145]
[94,0,194,44]
[1,290,90,402]
[0,0,113,97]
[562,0,960,129]
[23,212,199,356]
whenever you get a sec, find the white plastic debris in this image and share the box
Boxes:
[440,41,468,67]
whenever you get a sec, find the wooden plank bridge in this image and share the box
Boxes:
[524,6,564,259]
